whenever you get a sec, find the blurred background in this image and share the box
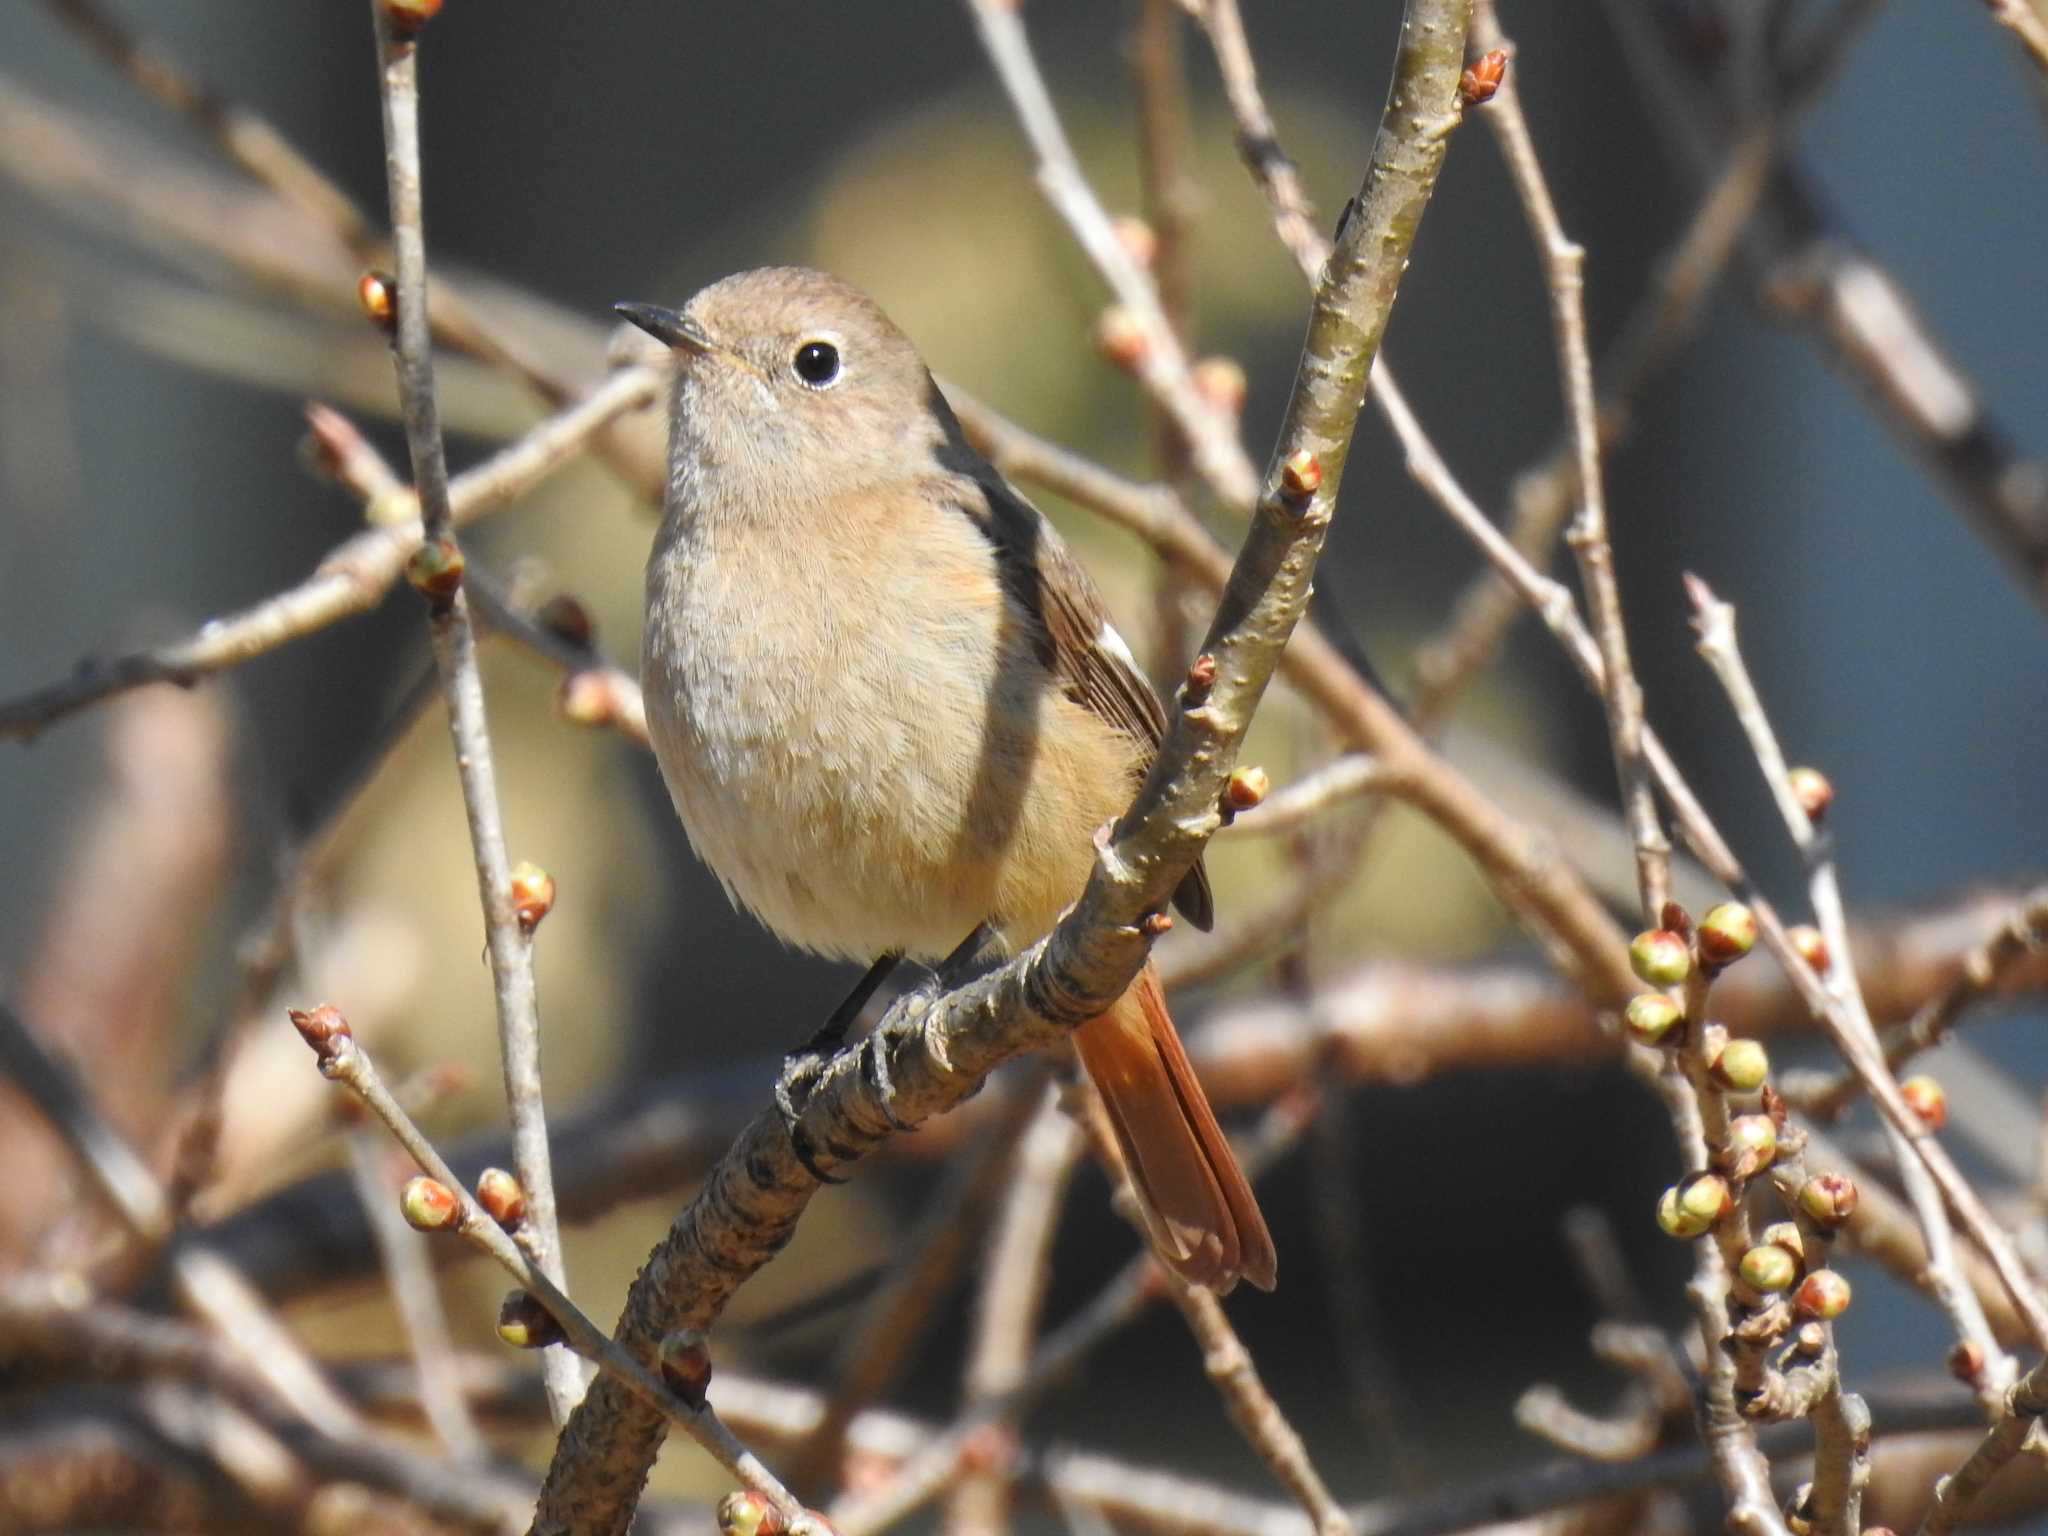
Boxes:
[2,1,2047,1528]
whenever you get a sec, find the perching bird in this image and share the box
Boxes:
[619,267,1274,1292]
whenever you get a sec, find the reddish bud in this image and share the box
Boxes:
[1797,1173,1858,1228]
[509,861,556,934]
[475,1167,526,1228]
[1696,902,1758,967]
[288,1004,353,1054]
[399,1176,460,1232]
[1141,911,1174,937]
[1786,766,1833,822]
[1900,1074,1946,1131]
[1793,1268,1851,1320]
[1459,48,1508,106]
[1092,306,1148,373]
[1948,1339,1986,1385]
[1660,901,1693,939]
[1739,1243,1797,1292]
[1629,929,1692,986]
[1192,356,1248,419]
[1184,651,1218,700]
[1111,215,1158,270]
[496,1289,564,1350]
[1224,765,1270,812]
[405,537,465,603]
[357,269,397,333]
[658,1328,713,1406]
[1787,924,1830,973]
[1279,449,1322,500]
[1624,992,1682,1045]
[381,0,442,40]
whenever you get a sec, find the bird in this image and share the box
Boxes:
[617,266,1275,1293]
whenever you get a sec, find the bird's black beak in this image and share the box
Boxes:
[613,301,716,355]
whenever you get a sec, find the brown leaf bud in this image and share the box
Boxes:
[1111,215,1158,270]
[1459,48,1508,106]
[1224,765,1270,812]
[356,269,398,334]
[1787,924,1829,973]
[1279,449,1322,500]
[1710,1038,1769,1093]
[475,1167,526,1228]
[1624,992,1682,1045]
[1793,1269,1851,1320]
[496,1289,564,1350]
[1696,902,1757,967]
[509,861,556,934]
[658,1327,713,1406]
[399,1175,461,1233]
[1786,765,1833,822]
[1797,1173,1858,1228]
[536,594,596,648]
[1659,901,1693,939]
[1192,356,1248,419]
[1900,1074,1947,1131]
[288,1004,353,1054]
[1793,1321,1827,1357]
[1629,928,1691,986]
[405,537,465,603]
[1948,1339,1986,1385]
[1092,306,1148,373]
[381,0,443,40]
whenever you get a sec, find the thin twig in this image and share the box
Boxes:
[1474,0,1669,923]
[1980,0,2048,75]
[1918,1362,2048,1536]
[0,362,659,741]
[1687,575,2018,1419]
[367,0,580,1424]
[303,1014,808,1517]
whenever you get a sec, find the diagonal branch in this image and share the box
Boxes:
[524,4,1475,1530]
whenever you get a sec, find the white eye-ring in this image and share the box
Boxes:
[791,337,842,388]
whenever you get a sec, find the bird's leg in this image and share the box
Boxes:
[777,951,902,1183]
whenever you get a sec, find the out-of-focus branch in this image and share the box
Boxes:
[1980,0,2048,75]
[0,362,660,742]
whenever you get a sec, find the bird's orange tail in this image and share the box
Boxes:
[1072,958,1276,1292]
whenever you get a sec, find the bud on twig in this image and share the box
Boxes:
[497,1289,565,1350]
[475,1167,526,1228]
[1624,993,1682,1046]
[1900,1074,1947,1131]
[288,1004,353,1058]
[1092,306,1148,373]
[1183,651,1218,703]
[1793,1269,1851,1320]
[1759,1222,1804,1265]
[399,1176,461,1232]
[1797,1173,1858,1228]
[1223,765,1269,813]
[405,537,465,603]
[1111,215,1158,270]
[536,594,596,648]
[718,1491,781,1536]
[1696,902,1757,967]
[1948,1339,1986,1386]
[381,0,443,41]
[1794,1321,1827,1357]
[657,1327,713,1406]
[509,861,556,934]
[1739,1243,1797,1292]
[1710,1037,1769,1092]
[1278,449,1321,501]
[1191,357,1248,420]
[1786,924,1829,973]
[1459,48,1508,106]
[1629,929,1691,986]
[1724,1114,1779,1180]
[1786,766,1833,822]
[557,670,618,728]
[1657,1172,1731,1238]
[356,270,397,334]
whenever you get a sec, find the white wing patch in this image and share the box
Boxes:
[1097,619,1141,675]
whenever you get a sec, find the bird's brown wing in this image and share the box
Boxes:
[943,465,1214,931]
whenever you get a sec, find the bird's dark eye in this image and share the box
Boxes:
[792,340,841,387]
